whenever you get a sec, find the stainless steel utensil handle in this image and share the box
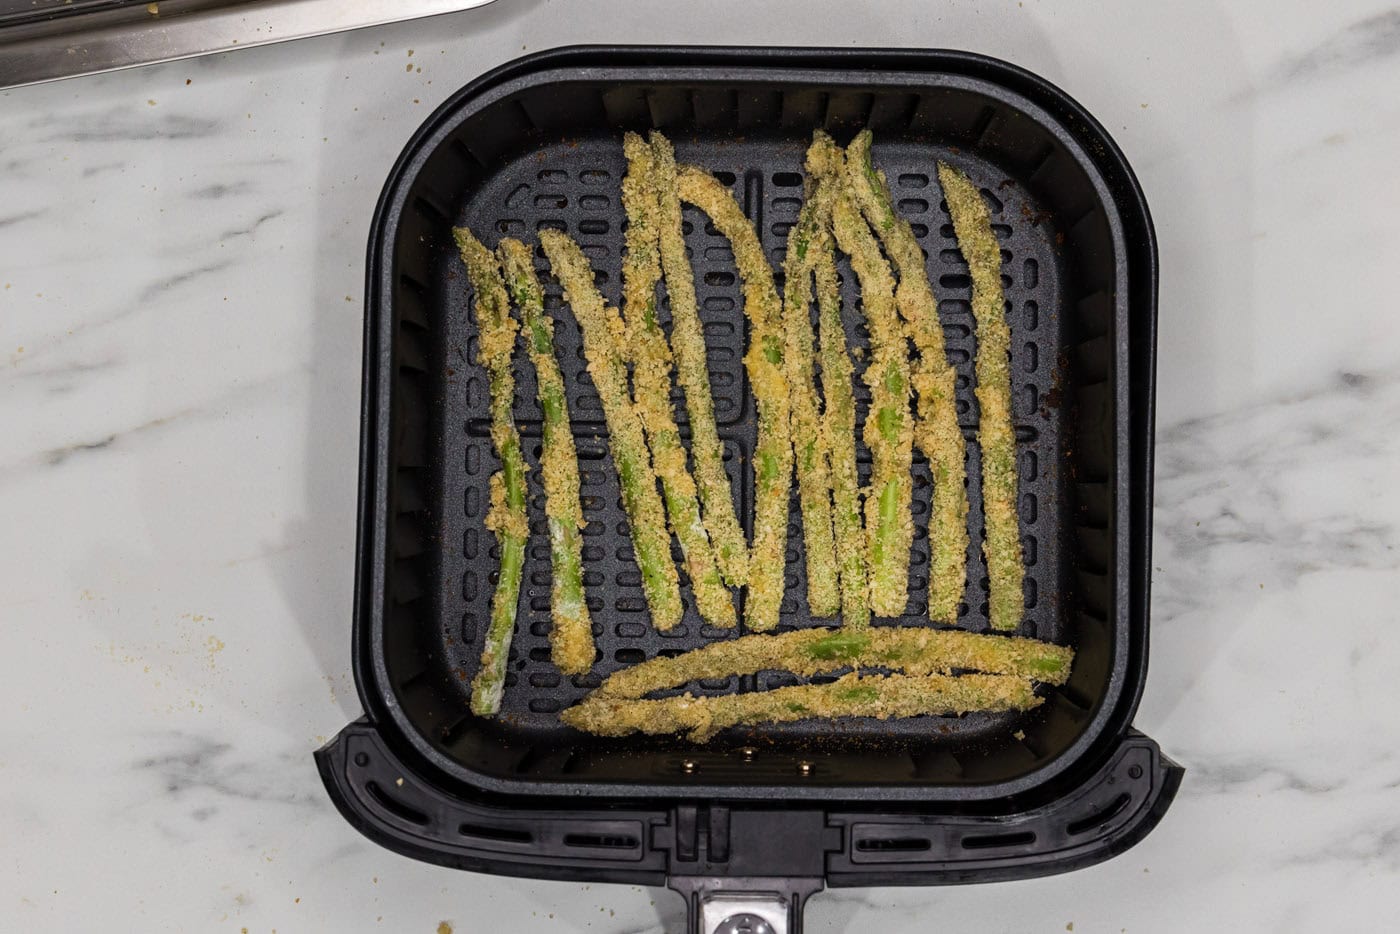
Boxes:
[0,0,498,90]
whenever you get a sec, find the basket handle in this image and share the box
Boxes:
[668,876,823,934]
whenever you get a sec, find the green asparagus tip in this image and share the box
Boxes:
[854,139,895,230]
[805,130,840,174]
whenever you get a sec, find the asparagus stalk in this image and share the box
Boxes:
[846,132,970,623]
[563,671,1042,742]
[937,163,1024,632]
[620,135,736,628]
[539,229,684,630]
[496,238,595,674]
[674,163,793,632]
[830,191,915,618]
[805,134,868,629]
[453,228,529,715]
[596,625,1072,699]
[777,140,842,618]
[813,246,868,628]
[649,132,749,588]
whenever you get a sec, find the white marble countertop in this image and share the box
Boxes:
[4,0,1398,930]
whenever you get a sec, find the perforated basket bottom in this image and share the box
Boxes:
[430,134,1071,749]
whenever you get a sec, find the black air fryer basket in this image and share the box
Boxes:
[317,46,1181,932]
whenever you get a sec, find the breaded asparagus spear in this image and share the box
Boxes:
[539,229,683,630]
[596,625,1072,699]
[620,135,735,628]
[778,137,842,618]
[805,134,868,629]
[649,132,749,588]
[563,671,1042,742]
[496,238,594,674]
[674,163,793,632]
[846,132,970,623]
[453,228,529,715]
[813,247,868,629]
[938,163,1023,632]
[830,192,915,618]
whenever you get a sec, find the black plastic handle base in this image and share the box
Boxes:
[317,720,1181,929]
[822,732,1182,887]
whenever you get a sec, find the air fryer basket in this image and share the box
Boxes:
[318,46,1179,932]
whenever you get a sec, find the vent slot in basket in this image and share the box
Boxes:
[854,836,933,853]
[460,822,533,844]
[564,832,641,850]
[961,830,1037,850]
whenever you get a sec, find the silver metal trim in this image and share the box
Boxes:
[0,0,497,90]
[703,894,790,934]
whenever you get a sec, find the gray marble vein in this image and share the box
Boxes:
[136,259,236,304]
[214,208,284,242]
[80,161,128,178]
[7,356,120,386]
[188,181,254,200]
[1276,9,1400,82]
[11,258,240,364]
[35,109,222,143]
[44,433,118,465]
[0,208,46,229]
[1301,828,1400,872]
[1152,368,1400,624]
[132,732,324,811]
[4,366,304,475]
